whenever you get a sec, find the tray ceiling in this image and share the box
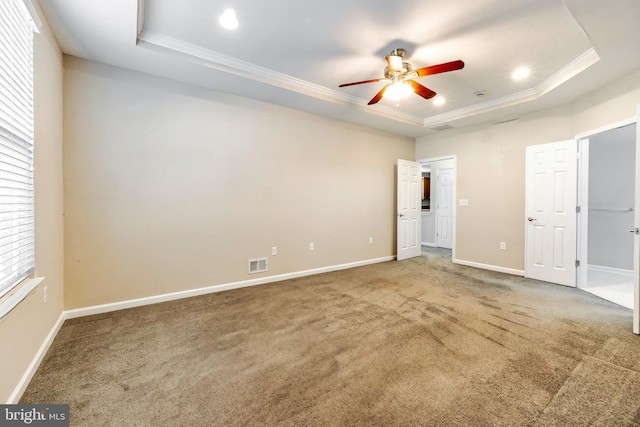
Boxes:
[37,0,640,137]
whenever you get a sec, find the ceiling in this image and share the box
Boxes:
[37,0,640,138]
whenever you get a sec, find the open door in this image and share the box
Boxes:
[634,105,640,334]
[397,159,421,260]
[436,168,454,249]
[525,140,577,287]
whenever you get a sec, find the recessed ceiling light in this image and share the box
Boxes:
[512,67,530,80]
[219,9,239,30]
[433,96,446,106]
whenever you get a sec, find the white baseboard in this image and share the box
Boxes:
[8,311,66,404]
[421,242,436,247]
[65,256,395,319]
[588,264,634,276]
[453,258,524,276]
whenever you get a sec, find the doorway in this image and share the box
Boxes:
[578,123,637,309]
[418,156,456,254]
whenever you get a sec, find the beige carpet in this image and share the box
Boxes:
[21,248,640,426]
[534,357,640,426]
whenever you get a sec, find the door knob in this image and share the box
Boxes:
[630,228,639,234]
[527,217,536,222]
[398,213,405,218]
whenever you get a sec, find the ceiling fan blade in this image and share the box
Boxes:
[339,78,386,88]
[408,80,436,100]
[414,60,465,78]
[368,85,389,105]
[385,55,403,73]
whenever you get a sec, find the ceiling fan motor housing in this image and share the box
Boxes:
[390,48,407,58]
[384,62,413,79]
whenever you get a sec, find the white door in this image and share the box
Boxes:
[634,105,640,334]
[436,168,453,249]
[525,140,577,286]
[397,159,421,260]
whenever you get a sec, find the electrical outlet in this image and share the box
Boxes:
[309,243,314,251]
[43,285,47,303]
[500,242,506,250]
[459,199,469,206]
[369,237,373,244]
[272,246,277,256]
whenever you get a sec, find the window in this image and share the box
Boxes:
[0,0,36,299]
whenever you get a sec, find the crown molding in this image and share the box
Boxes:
[136,1,599,132]
[423,48,600,128]
[137,31,424,127]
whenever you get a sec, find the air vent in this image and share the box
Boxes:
[430,124,454,132]
[248,258,267,274]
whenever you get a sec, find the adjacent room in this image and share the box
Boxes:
[578,123,637,309]
[2,0,640,425]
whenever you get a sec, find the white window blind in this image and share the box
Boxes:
[0,0,35,299]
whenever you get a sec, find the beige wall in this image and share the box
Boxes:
[0,14,65,402]
[416,70,640,272]
[63,57,414,309]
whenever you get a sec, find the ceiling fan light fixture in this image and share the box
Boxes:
[383,82,414,101]
[338,51,463,106]
[219,9,239,30]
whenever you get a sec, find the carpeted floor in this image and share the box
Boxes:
[21,248,640,426]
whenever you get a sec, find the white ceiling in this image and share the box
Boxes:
[37,0,640,137]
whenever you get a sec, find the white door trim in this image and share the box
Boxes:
[576,137,589,288]
[575,117,636,140]
[635,105,640,335]
[417,155,457,164]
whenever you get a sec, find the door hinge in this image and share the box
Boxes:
[576,206,581,213]
[575,260,581,267]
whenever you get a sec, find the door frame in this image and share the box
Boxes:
[576,137,589,288]
[417,155,457,259]
[635,105,639,335]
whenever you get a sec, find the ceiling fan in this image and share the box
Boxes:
[338,48,464,105]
